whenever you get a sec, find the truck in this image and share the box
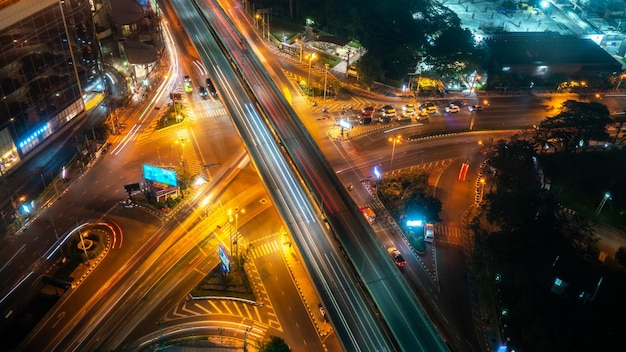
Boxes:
[360,207,376,223]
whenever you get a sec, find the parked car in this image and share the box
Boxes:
[401,107,415,119]
[445,105,461,113]
[468,104,484,112]
[380,105,394,113]
[358,113,372,125]
[424,223,435,243]
[420,102,437,114]
[362,106,374,115]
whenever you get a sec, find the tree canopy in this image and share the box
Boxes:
[257,335,291,352]
[534,100,612,154]
[291,0,481,83]
[377,168,441,222]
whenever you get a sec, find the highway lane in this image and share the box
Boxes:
[174,0,399,350]
[331,129,518,352]
[189,0,451,350]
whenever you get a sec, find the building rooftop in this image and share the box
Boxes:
[485,33,620,68]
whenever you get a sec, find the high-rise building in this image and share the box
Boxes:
[0,0,100,174]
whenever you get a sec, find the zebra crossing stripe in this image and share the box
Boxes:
[195,302,214,315]
[220,301,234,315]
[208,300,221,313]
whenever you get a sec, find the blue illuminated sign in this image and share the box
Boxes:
[143,164,177,186]
[373,166,381,179]
[218,245,231,273]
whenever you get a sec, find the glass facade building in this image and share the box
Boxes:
[0,0,100,174]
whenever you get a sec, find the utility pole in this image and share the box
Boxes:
[323,64,329,101]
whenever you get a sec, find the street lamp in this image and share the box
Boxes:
[388,135,402,168]
[295,37,303,63]
[228,207,240,257]
[323,63,329,101]
[307,53,316,96]
[595,192,612,217]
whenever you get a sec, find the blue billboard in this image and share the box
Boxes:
[218,245,231,273]
[143,164,178,186]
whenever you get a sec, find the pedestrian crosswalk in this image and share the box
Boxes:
[249,240,281,259]
[433,222,464,245]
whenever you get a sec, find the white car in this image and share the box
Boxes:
[468,104,484,112]
[445,105,461,113]
[424,223,435,243]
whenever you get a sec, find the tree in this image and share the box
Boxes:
[535,100,612,154]
[486,139,541,192]
[426,26,483,81]
[377,168,441,221]
[258,335,290,352]
[616,247,626,267]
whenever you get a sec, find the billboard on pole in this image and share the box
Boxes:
[143,164,178,186]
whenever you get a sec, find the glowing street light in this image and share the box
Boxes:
[307,53,316,96]
[295,37,304,63]
[595,192,612,217]
[388,135,402,168]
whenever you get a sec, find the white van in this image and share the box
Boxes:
[424,223,435,243]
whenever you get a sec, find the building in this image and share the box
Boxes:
[0,0,100,174]
[484,32,622,87]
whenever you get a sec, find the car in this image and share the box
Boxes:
[468,104,484,112]
[318,304,327,321]
[445,105,461,113]
[382,108,396,118]
[362,106,374,115]
[198,86,208,97]
[419,101,435,110]
[357,113,372,125]
[422,106,437,114]
[402,103,416,112]
[416,110,429,122]
[206,77,218,96]
[183,75,192,93]
[402,107,415,118]
[379,115,392,123]
[449,100,467,107]
[424,223,435,243]
[388,247,407,267]
[380,104,394,113]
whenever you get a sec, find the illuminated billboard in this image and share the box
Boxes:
[218,245,231,273]
[143,164,178,186]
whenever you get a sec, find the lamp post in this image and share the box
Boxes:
[307,53,316,96]
[595,192,612,217]
[228,206,239,257]
[296,37,303,63]
[323,63,329,101]
[79,231,89,265]
[388,135,402,168]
